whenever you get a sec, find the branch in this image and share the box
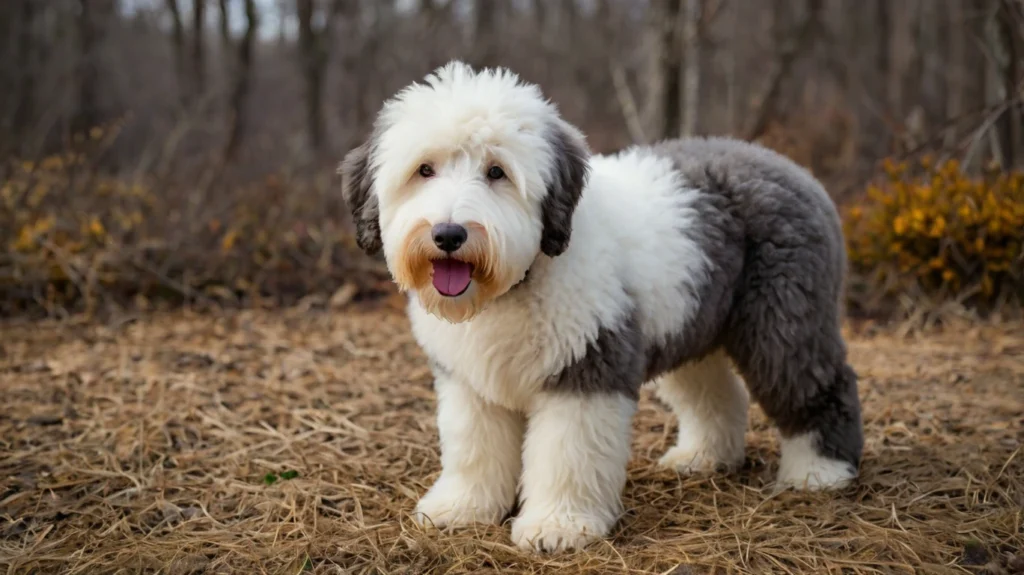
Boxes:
[609,60,647,145]
[745,0,823,140]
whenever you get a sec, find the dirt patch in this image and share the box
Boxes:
[1,306,1022,574]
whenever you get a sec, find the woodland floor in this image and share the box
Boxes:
[1,299,1023,575]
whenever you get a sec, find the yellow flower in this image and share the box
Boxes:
[89,217,105,237]
[893,215,908,235]
[221,229,239,252]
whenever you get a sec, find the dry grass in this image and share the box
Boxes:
[1,301,1022,575]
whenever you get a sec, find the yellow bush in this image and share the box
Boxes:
[844,157,1024,309]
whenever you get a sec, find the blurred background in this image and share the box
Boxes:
[1,0,1022,321]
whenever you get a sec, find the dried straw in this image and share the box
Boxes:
[1,304,1021,574]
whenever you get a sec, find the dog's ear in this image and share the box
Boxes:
[339,141,383,255]
[540,120,590,257]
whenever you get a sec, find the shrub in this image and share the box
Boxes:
[0,126,386,316]
[844,157,1024,313]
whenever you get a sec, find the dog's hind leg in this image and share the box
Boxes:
[723,236,863,491]
[655,350,749,474]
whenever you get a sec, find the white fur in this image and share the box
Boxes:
[777,433,856,490]
[511,392,636,552]
[656,351,749,473]
[413,374,524,528]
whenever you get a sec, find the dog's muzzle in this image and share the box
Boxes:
[430,223,473,297]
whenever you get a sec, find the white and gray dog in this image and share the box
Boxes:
[339,62,862,553]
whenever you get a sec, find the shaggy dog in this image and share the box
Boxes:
[339,61,863,553]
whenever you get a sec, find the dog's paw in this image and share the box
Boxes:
[658,443,745,475]
[775,458,857,491]
[510,512,610,553]
[412,477,509,529]
[776,433,857,491]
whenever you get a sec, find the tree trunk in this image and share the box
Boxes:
[473,0,500,70]
[217,0,230,52]
[532,0,550,48]
[900,1,925,144]
[166,0,188,106]
[74,0,107,135]
[12,0,36,139]
[746,0,823,140]
[223,0,257,162]
[997,0,1021,167]
[946,0,964,124]
[680,0,701,136]
[877,0,896,119]
[297,0,329,155]
[659,0,683,140]
[964,0,990,123]
[192,0,207,99]
[723,0,740,134]
[277,0,289,47]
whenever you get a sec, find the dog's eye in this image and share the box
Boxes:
[418,164,435,178]
[486,166,505,180]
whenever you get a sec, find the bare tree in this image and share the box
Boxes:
[946,0,965,134]
[217,0,231,51]
[876,0,891,111]
[746,0,823,140]
[680,0,701,136]
[1,0,1016,190]
[651,0,683,140]
[473,0,501,70]
[996,0,1022,167]
[223,0,258,163]
[192,0,207,99]
[12,0,36,139]
[166,0,189,107]
[74,0,112,135]
[297,0,344,156]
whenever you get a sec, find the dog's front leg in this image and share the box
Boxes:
[512,391,637,553]
[413,374,525,529]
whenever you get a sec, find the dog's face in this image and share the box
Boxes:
[340,62,590,323]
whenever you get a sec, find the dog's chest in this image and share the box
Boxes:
[408,301,585,412]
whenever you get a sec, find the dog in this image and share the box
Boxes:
[339,61,863,553]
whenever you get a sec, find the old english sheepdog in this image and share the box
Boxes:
[339,61,863,553]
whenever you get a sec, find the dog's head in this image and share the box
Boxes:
[340,61,590,323]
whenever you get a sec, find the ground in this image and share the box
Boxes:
[1,300,1022,575]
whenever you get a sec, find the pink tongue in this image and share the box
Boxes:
[432,259,473,296]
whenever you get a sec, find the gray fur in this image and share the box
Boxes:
[539,121,591,257]
[545,136,863,471]
[542,314,645,400]
[339,140,383,255]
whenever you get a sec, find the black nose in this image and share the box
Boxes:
[432,223,467,253]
